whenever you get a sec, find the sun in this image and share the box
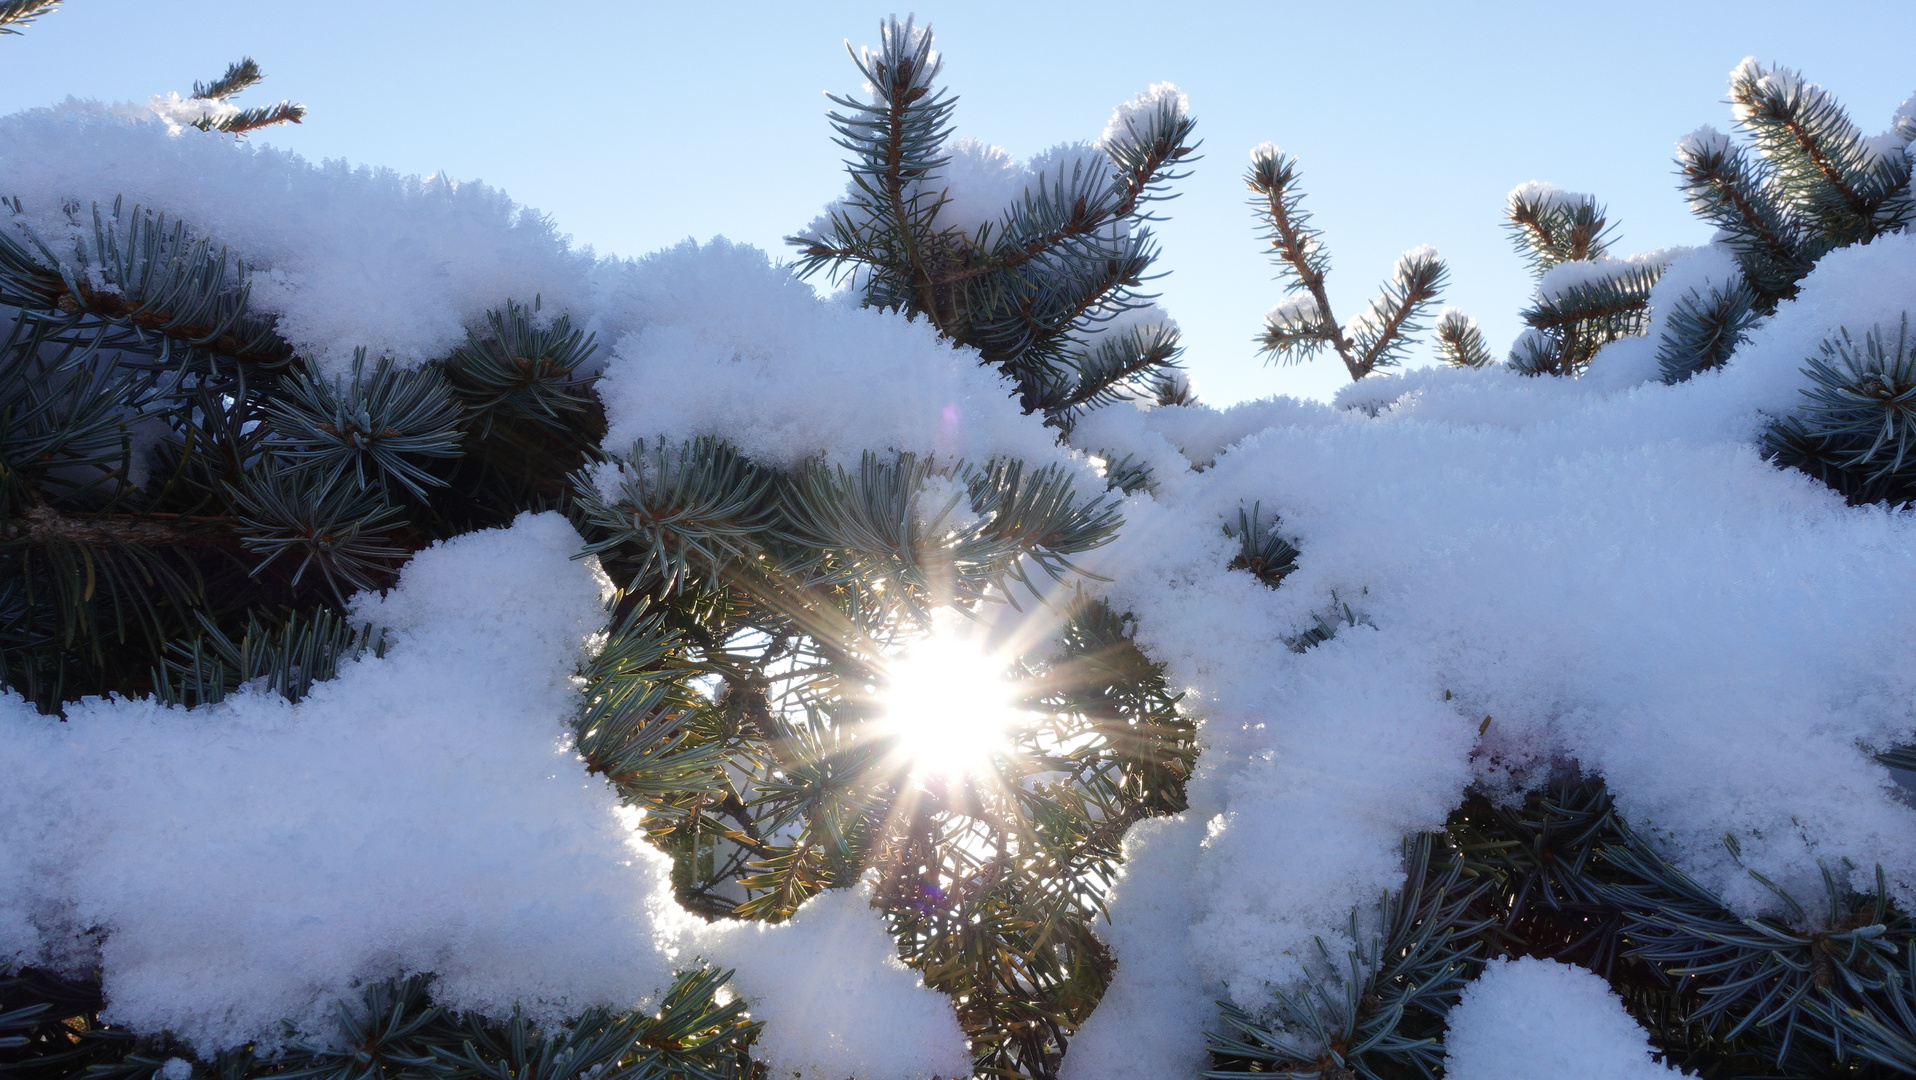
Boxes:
[874,626,1023,780]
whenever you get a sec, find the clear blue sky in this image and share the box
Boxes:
[3,0,1910,404]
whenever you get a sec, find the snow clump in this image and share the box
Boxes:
[0,514,688,1051]
[1443,958,1688,1080]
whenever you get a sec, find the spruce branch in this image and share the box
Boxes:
[1247,145,1352,374]
[156,608,384,707]
[3,505,237,549]
[1350,246,1448,374]
[0,199,292,367]
[574,608,730,812]
[1258,295,1337,366]
[1763,316,1916,505]
[1151,367,1199,406]
[445,299,600,434]
[1505,184,1614,275]
[1675,127,1810,304]
[574,438,784,595]
[1433,307,1492,368]
[798,16,954,318]
[183,57,305,134]
[1101,86,1200,222]
[1249,147,1448,380]
[1224,502,1298,589]
[212,100,307,135]
[1595,831,1914,1072]
[790,19,1195,423]
[264,348,467,503]
[1656,277,1761,384]
[194,57,263,101]
[1729,59,1914,247]
[1509,257,1665,376]
[1206,835,1493,1080]
[228,464,409,597]
[1035,319,1184,422]
[0,0,59,34]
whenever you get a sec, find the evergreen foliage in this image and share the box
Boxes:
[787,17,1197,427]
[1245,146,1454,380]
[1205,836,1492,1080]
[1431,309,1492,369]
[1,15,1195,1080]
[1671,64,1916,505]
[0,964,760,1080]
[1202,778,1916,1079]
[0,0,58,34]
[1501,188,1663,377]
[1677,61,1912,310]
[5,11,1916,1080]
[1655,277,1761,385]
[1764,317,1916,507]
[178,58,306,135]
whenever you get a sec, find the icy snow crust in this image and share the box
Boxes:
[3,98,1916,1074]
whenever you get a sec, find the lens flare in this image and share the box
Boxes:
[875,631,1020,779]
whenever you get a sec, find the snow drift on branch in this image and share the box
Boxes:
[0,101,593,375]
[0,514,687,1050]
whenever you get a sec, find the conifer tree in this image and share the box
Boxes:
[1196,61,1916,1080]
[7,11,1916,1080]
[1,14,1193,1080]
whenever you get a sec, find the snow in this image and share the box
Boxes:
[1676,123,1732,161]
[1896,93,1916,142]
[1264,293,1322,328]
[591,238,1066,470]
[1533,249,1671,303]
[1443,959,1687,1080]
[692,881,971,1080]
[144,92,240,135]
[1507,180,1588,213]
[1101,82,1188,148]
[1055,814,1214,1080]
[0,514,689,1051]
[0,102,594,376]
[934,138,1028,238]
[6,65,1916,1075]
[1066,226,1916,1053]
[1729,56,1806,124]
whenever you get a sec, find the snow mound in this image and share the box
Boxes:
[0,101,592,375]
[1069,226,1916,1048]
[693,881,971,1080]
[594,237,1066,469]
[1444,958,1687,1080]
[0,514,687,1051]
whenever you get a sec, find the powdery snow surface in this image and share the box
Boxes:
[0,514,691,1050]
[1064,228,1916,1079]
[1443,958,1686,1080]
[693,881,971,1080]
[0,103,594,376]
[592,238,1064,470]
[1102,82,1188,147]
